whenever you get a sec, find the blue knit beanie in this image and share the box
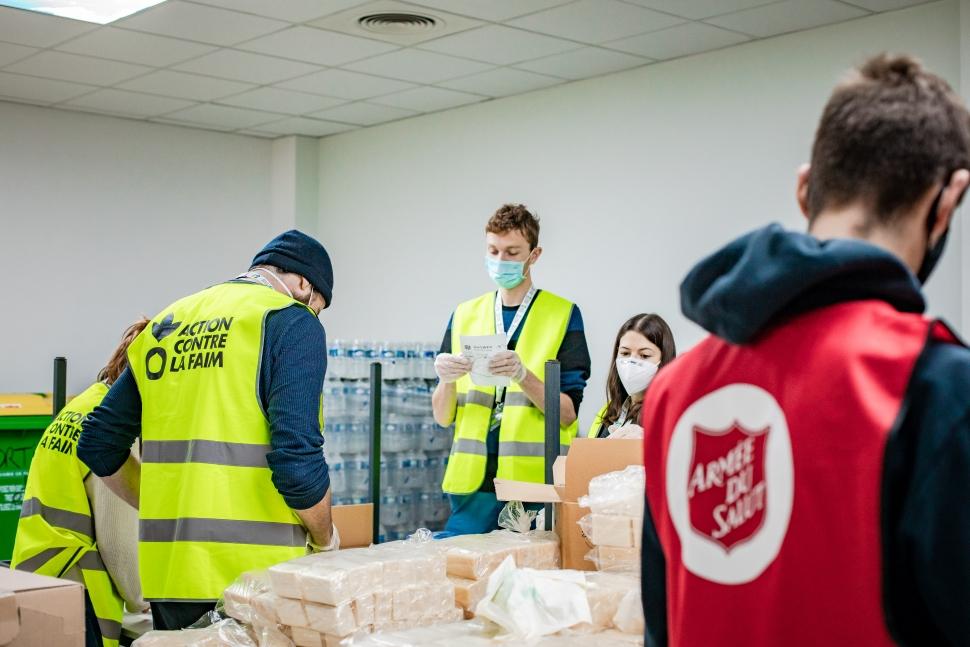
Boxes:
[252,230,333,308]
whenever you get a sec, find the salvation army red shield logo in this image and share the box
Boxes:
[687,422,769,552]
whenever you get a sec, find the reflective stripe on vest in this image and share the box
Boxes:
[10,382,126,647]
[442,289,578,494]
[129,282,314,601]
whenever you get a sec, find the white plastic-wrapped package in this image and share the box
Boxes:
[391,582,454,621]
[305,600,357,637]
[579,514,637,548]
[223,571,273,625]
[345,619,497,647]
[449,576,488,618]
[586,546,641,574]
[582,572,638,631]
[275,597,309,628]
[301,554,384,606]
[251,592,282,626]
[613,588,645,635]
[352,594,375,627]
[289,627,344,647]
[439,530,560,580]
[133,619,258,647]
[476,556,592,641]
[578,465,646,517]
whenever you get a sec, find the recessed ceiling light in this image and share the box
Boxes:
[0,0,168,24]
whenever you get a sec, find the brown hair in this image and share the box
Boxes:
[808,53,970,224]
[97,317,150,385]
[485,204,540,249]
[602,314,676,430]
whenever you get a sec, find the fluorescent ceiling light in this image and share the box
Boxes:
[0,0,167,24]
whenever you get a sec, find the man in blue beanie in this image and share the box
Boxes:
[79,230,335,631]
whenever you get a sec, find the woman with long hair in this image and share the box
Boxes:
[12,318,149,647]
[588,313,676,439]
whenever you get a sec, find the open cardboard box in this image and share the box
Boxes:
[494,438,643,571]
[332,503,374,548]
[0,568,84,646]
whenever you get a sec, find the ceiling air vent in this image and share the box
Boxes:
[357,12,440,36]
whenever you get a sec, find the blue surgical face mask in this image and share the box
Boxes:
[485,257,526,289]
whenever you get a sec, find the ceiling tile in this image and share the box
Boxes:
[515,47,649,80]
[174,49,320,84]
[190,0,367,23]
[509,0,685,43]
[0,71,93,104]
[237,129,280,138]
[152,116,236,132]
[163,103,282,129]
[419,25,579,65]
[217,87,345,115]
[309,1,483,46]
[277,68,414,99]
[257,117,357,136]
[308,100,416,125]
[372,86,485,111]
[837,0,933,10]
[5,51,151,86]
[705,0,868,38]
[0,6,95,48]
[607,22,750,60]
[119,70,255,101]
[115,1,288,46]
[439,67,563,97]
[406,0,573,21]
[239,26,398,66]
[0,42,37,67]
[346,48,493,84]
[63,88,195,116]
[620,0,777,20]
[56,27,216,67]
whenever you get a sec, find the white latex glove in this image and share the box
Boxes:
[434,353,473,383]
[488,350,528,383]
[608,423,644,440]
[309,524,339,553]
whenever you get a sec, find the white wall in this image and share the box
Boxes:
[317,0,966,432]
[1,103,276,394]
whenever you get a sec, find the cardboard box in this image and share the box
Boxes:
[494,438,643,571]
[0,567,84,646]
[332,503,373,549]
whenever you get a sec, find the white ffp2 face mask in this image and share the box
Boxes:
[615,357,658,395]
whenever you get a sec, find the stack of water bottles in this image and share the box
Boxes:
[323,340,453,540]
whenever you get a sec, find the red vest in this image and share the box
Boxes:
[642,300,957,647]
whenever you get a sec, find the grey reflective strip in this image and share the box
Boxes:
[14,547,64,573]
[142,440,270,468]
[499,441,546,457]
[504,392,537,408]
[20,498,93,539]
[140,518,307,547]
[97,617,123,641]
[452,438,487,456]
[78,551,106,571]
[457,391,494,409]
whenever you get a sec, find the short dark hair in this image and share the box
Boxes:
[486,204,540,249]
[807,53,970,224]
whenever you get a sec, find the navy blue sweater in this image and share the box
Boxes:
[78,282,330,510]
[643,225,970,647]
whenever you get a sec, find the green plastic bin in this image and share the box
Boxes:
[0,395,54,560]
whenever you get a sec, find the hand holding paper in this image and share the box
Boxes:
[434,353,473,383]
[460,335,511,387]
[489,350,528,383]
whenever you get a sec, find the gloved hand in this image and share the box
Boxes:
[309,524,340,553]
[434,353,473,383]
[609,423,644,440]
[488,350,528,383]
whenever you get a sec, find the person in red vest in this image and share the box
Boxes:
[640,54,970,647]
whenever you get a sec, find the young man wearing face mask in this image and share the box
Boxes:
[639,55,970,647]
[432,204,591,536]
[78,230,337,631]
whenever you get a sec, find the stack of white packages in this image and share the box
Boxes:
[578,466,645,574]
[264,538,463,646]
[344,620,643,646]
[437,530,560,618]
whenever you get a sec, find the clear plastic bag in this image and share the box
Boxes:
[475,556,592,641]
[497,501,537,534]
[133,619,260,647]
[577,465,645,517]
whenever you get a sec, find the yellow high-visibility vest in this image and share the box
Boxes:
[11,383,125,647]
[441,290,578,494]
[588,403,609,438]
[128,282,315,601]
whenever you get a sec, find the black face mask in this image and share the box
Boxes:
[916,188,949,285]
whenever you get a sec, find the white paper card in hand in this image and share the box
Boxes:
[460,334,510,387]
